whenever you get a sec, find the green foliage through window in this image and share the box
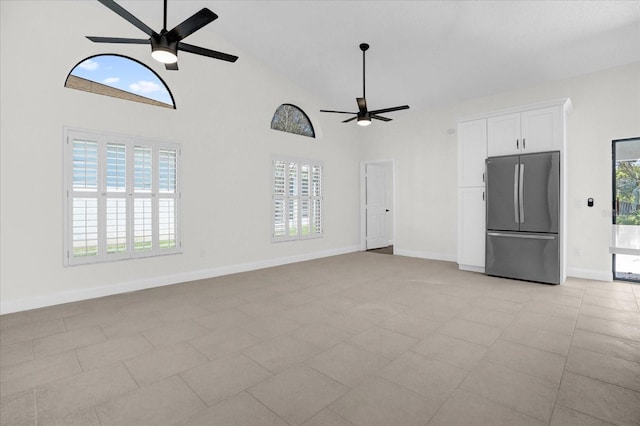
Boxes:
[271,104,315,138]
[616,159,640,224]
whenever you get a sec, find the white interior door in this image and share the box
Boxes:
[366,163,388,250]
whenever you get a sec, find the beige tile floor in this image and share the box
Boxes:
[1,252,640,425]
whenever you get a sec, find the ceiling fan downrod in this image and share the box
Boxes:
[360,43,369,99]
[163,0,168,31]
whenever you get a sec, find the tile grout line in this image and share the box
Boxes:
[548,282,585,418]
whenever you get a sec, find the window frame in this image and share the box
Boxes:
[63,127,181,266]
[65,54,176,109]
[271,155,323,242]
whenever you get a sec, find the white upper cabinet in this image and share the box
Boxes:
[487,106,561,156]
[521,106,562,153]
[487,113,520,156]
[457,119,487,187]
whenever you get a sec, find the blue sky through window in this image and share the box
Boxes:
[71,55,173,106]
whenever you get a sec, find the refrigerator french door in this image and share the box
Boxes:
[485,151,560,284]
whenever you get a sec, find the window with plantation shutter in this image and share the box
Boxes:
[64,128,181,265]
[272,157,323,241]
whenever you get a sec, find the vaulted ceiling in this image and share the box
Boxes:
[83,1,639,112]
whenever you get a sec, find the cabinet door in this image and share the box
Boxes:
[521,106,561,153]
[458,187,486,269]
[457,119,487,187]
[488,113,521,157]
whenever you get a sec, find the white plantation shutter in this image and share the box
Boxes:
[272,157,323,241]
[64,129,181,265]
[106,198,127,254]
[72,198,99,258]
[134,146,153,192]
[273,160,287,238]
[71,139,99,260]
[158,149,178,249]
[312,165,322,234]
[158,199,176,248]
[133,145,153,254]
[105,143,127,257]
[133,198,153,253]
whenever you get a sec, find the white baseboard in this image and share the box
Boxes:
[0,245,360,315]
[458,264,485,273]
[393,248,457,263]
[566,267,613,282]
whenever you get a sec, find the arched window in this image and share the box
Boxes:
[271,104,315,138]
[65,54,175,109]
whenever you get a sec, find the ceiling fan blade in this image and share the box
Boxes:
[96,0,156,37]
[86,36,149,44]
[368,105,410,115]
[165,62,179,71]
[178,42,238,62]
[166,8,218,42]
[342,116,358,123]
[356,97,367,113]
[371,114,392,122]
[320,110,357,114]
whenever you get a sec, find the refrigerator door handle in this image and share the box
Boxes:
[519,163,525,223]
[488,232,556,240]
[514,164,519,223]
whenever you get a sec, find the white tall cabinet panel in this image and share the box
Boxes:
[457,119,486,272]
[457,98,571,281]
[458,119,487,187]
[458,187,486,271]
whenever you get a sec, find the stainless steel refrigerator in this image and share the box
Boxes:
[485,151,560,284]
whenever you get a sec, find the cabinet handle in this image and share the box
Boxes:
[482,172,485,182]
[523,138,526,149]
[516,139,519,149]
[483,191,485,201]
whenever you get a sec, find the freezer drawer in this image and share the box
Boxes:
[486,232,559,284]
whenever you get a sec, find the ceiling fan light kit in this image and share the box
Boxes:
[150,35,178,64]
[320,43,409,126]
[87,0,238,70]
[357,114,371,126]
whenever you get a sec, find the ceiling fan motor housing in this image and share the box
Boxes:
[151,34,179,63]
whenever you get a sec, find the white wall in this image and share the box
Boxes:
[0,1,362,313]
[361,62,640,280]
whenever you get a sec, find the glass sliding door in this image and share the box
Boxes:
[612,137,640,282]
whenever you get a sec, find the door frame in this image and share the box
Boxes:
[360,159,395,251]
[611,136,640,283]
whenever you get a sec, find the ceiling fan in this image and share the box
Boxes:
[321,43,409,126]
[86,0,238,70]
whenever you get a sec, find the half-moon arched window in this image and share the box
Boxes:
[271,104,315,138]
[65,54,175,109]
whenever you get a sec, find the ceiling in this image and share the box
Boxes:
[85,0,639,112]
